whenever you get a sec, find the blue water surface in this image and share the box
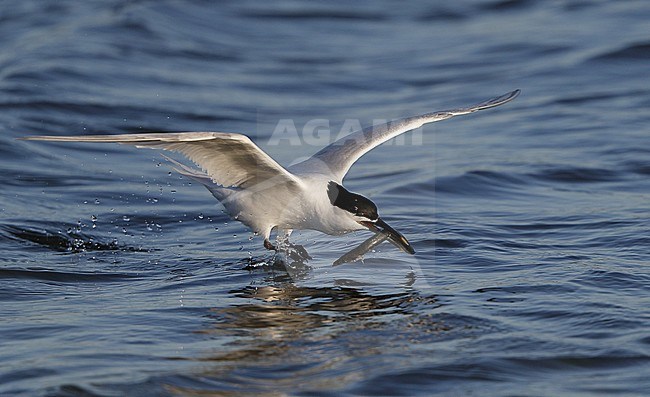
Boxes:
[1,1,649,396]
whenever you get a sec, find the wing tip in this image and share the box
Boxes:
[502,88,521,102]
[17,135,57,141]
[18,131,249,143]
[476,89,521,110]
[17,134,129,142]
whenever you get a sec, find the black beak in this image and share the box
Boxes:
[361,218,415,254]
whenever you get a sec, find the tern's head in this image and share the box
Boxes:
[327,182,415,254]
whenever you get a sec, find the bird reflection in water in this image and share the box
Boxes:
[161,274,442,395]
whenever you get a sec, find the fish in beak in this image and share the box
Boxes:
[360,218,415,254]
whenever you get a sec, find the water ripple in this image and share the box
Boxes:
[590,41,650,61]
[530,166,622,183]
[1,1,649,396]
[2,224,150,253]
[0,267,138,282]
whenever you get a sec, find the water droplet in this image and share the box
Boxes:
[91,215,98,221]
[198,213,204,219]
[94,199,100,205]
[122,215,130,222]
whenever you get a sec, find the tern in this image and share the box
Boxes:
[22,90,519,256]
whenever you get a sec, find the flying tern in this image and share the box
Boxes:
[22,89,519,256]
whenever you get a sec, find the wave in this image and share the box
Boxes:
[529,166,622,183]
[0,267,139,283]
[240,9,389,21]
[589,41,650,61]
[433,170,529,197]
[1,224,150,253]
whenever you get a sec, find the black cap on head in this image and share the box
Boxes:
[327,181,378,220]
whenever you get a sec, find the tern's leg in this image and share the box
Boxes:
[261,225,277,251]
[264,238,277,251]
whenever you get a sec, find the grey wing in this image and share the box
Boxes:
[304,89,520,181]
[22,132,302,189]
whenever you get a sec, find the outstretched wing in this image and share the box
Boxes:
[304,89,520,181]
[21,132,301,189]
